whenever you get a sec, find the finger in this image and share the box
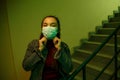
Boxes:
[55,39,59,45]
[57,39,61,46]
[54,38,59,45]
[41,37,47,45]
[56,39,61,46]
[42,40,46,46]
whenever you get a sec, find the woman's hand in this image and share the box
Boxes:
[53,37,61,51]
[38,37,47,51]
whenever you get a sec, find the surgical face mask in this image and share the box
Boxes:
[42,26,58,40]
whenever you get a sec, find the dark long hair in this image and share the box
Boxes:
[39,15,61,39]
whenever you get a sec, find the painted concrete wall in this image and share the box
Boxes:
[0,0,17,80]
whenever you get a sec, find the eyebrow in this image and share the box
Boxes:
[43,23,47,24]
[43,22,57,25]
[51,23,56,25]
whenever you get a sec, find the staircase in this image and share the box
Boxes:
[72,7,120,80]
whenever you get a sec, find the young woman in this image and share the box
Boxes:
[22,15,73,80]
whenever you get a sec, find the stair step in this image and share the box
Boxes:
[72,59,120,80]
[71,59,83,80]
[114,12,120,17]
[75,49,113,59]
[79,41,120,56]
[88,34,120,44]
[72,47,120,80]
[74,76,82,80]
[109,17,120,22]
[103,22,120,28]
[74,48,120,61]
[72,58,114,75]
[72,58,112,80]
[73,49,120,71]
[96,28,120,35]
[119,6,120,12]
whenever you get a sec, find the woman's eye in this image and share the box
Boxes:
[51,24,57,27]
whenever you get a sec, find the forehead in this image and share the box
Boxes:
[43,17,57,23]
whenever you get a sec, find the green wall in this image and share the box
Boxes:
[6,0,120,80]
[0,0,17,80]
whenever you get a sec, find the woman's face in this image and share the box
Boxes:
[42,17,58,27]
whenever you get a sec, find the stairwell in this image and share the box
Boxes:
[72,7,120,80]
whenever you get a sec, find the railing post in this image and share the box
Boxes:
[114,33,118,80]
[83,66,86,80]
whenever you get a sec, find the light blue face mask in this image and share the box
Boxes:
[42,26,58,39]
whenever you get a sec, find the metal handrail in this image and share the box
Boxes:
[68,25,120,80]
